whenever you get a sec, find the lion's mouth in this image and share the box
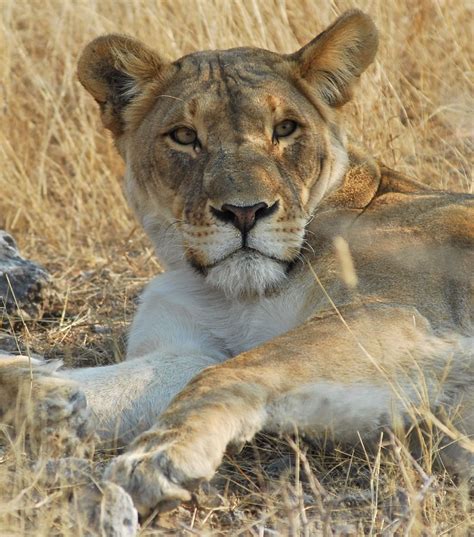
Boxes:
[190,246,296,275]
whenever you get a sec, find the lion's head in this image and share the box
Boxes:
[78,10,377,298]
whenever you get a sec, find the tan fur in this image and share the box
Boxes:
[1,9,472,518]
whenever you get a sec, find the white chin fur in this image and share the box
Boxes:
[204,250,288,299]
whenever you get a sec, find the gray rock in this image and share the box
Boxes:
[34,458,139,536]
[77,481,139,537]
[0,230,51,319]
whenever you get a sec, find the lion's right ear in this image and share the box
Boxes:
[78,34,165,135]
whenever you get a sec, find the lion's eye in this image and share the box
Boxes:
[273,120,298,139]
[169,127,198,146]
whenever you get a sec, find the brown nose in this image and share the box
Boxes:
[212,202,278,233]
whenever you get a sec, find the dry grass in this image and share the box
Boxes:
[0,0,472,535]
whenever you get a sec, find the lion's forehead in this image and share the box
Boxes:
[175,47,285,82]
[167,49,295,109]
[154,53,307,135]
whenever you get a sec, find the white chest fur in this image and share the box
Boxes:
[127,266,315,361]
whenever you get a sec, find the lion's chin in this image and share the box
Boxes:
[204,250,288,300]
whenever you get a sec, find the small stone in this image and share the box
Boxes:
[265,455,294,478]
[92,325,112,334]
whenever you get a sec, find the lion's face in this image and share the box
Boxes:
[125,48,349,297]
[78,11,378,298]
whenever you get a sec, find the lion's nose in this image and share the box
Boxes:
[212,201,278,233]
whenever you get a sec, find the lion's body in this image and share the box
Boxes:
[1,9,472,517]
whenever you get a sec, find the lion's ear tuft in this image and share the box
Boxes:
[290,10,378,107]
[78,34,165,134]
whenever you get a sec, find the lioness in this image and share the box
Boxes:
[1,9,472,517]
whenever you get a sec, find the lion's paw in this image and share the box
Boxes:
[105,449,194,516]
[103,426,212,517]
[29,374,93,455]
[0,356,93,456]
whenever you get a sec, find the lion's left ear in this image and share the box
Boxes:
[290,10,378,107]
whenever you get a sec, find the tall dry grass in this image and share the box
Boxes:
[0,0,472,535]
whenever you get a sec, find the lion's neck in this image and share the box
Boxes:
[324,143,431,211]
[322,144,382,211]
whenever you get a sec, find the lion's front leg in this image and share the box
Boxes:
[106,305,470,516]
[105,365,269,515]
